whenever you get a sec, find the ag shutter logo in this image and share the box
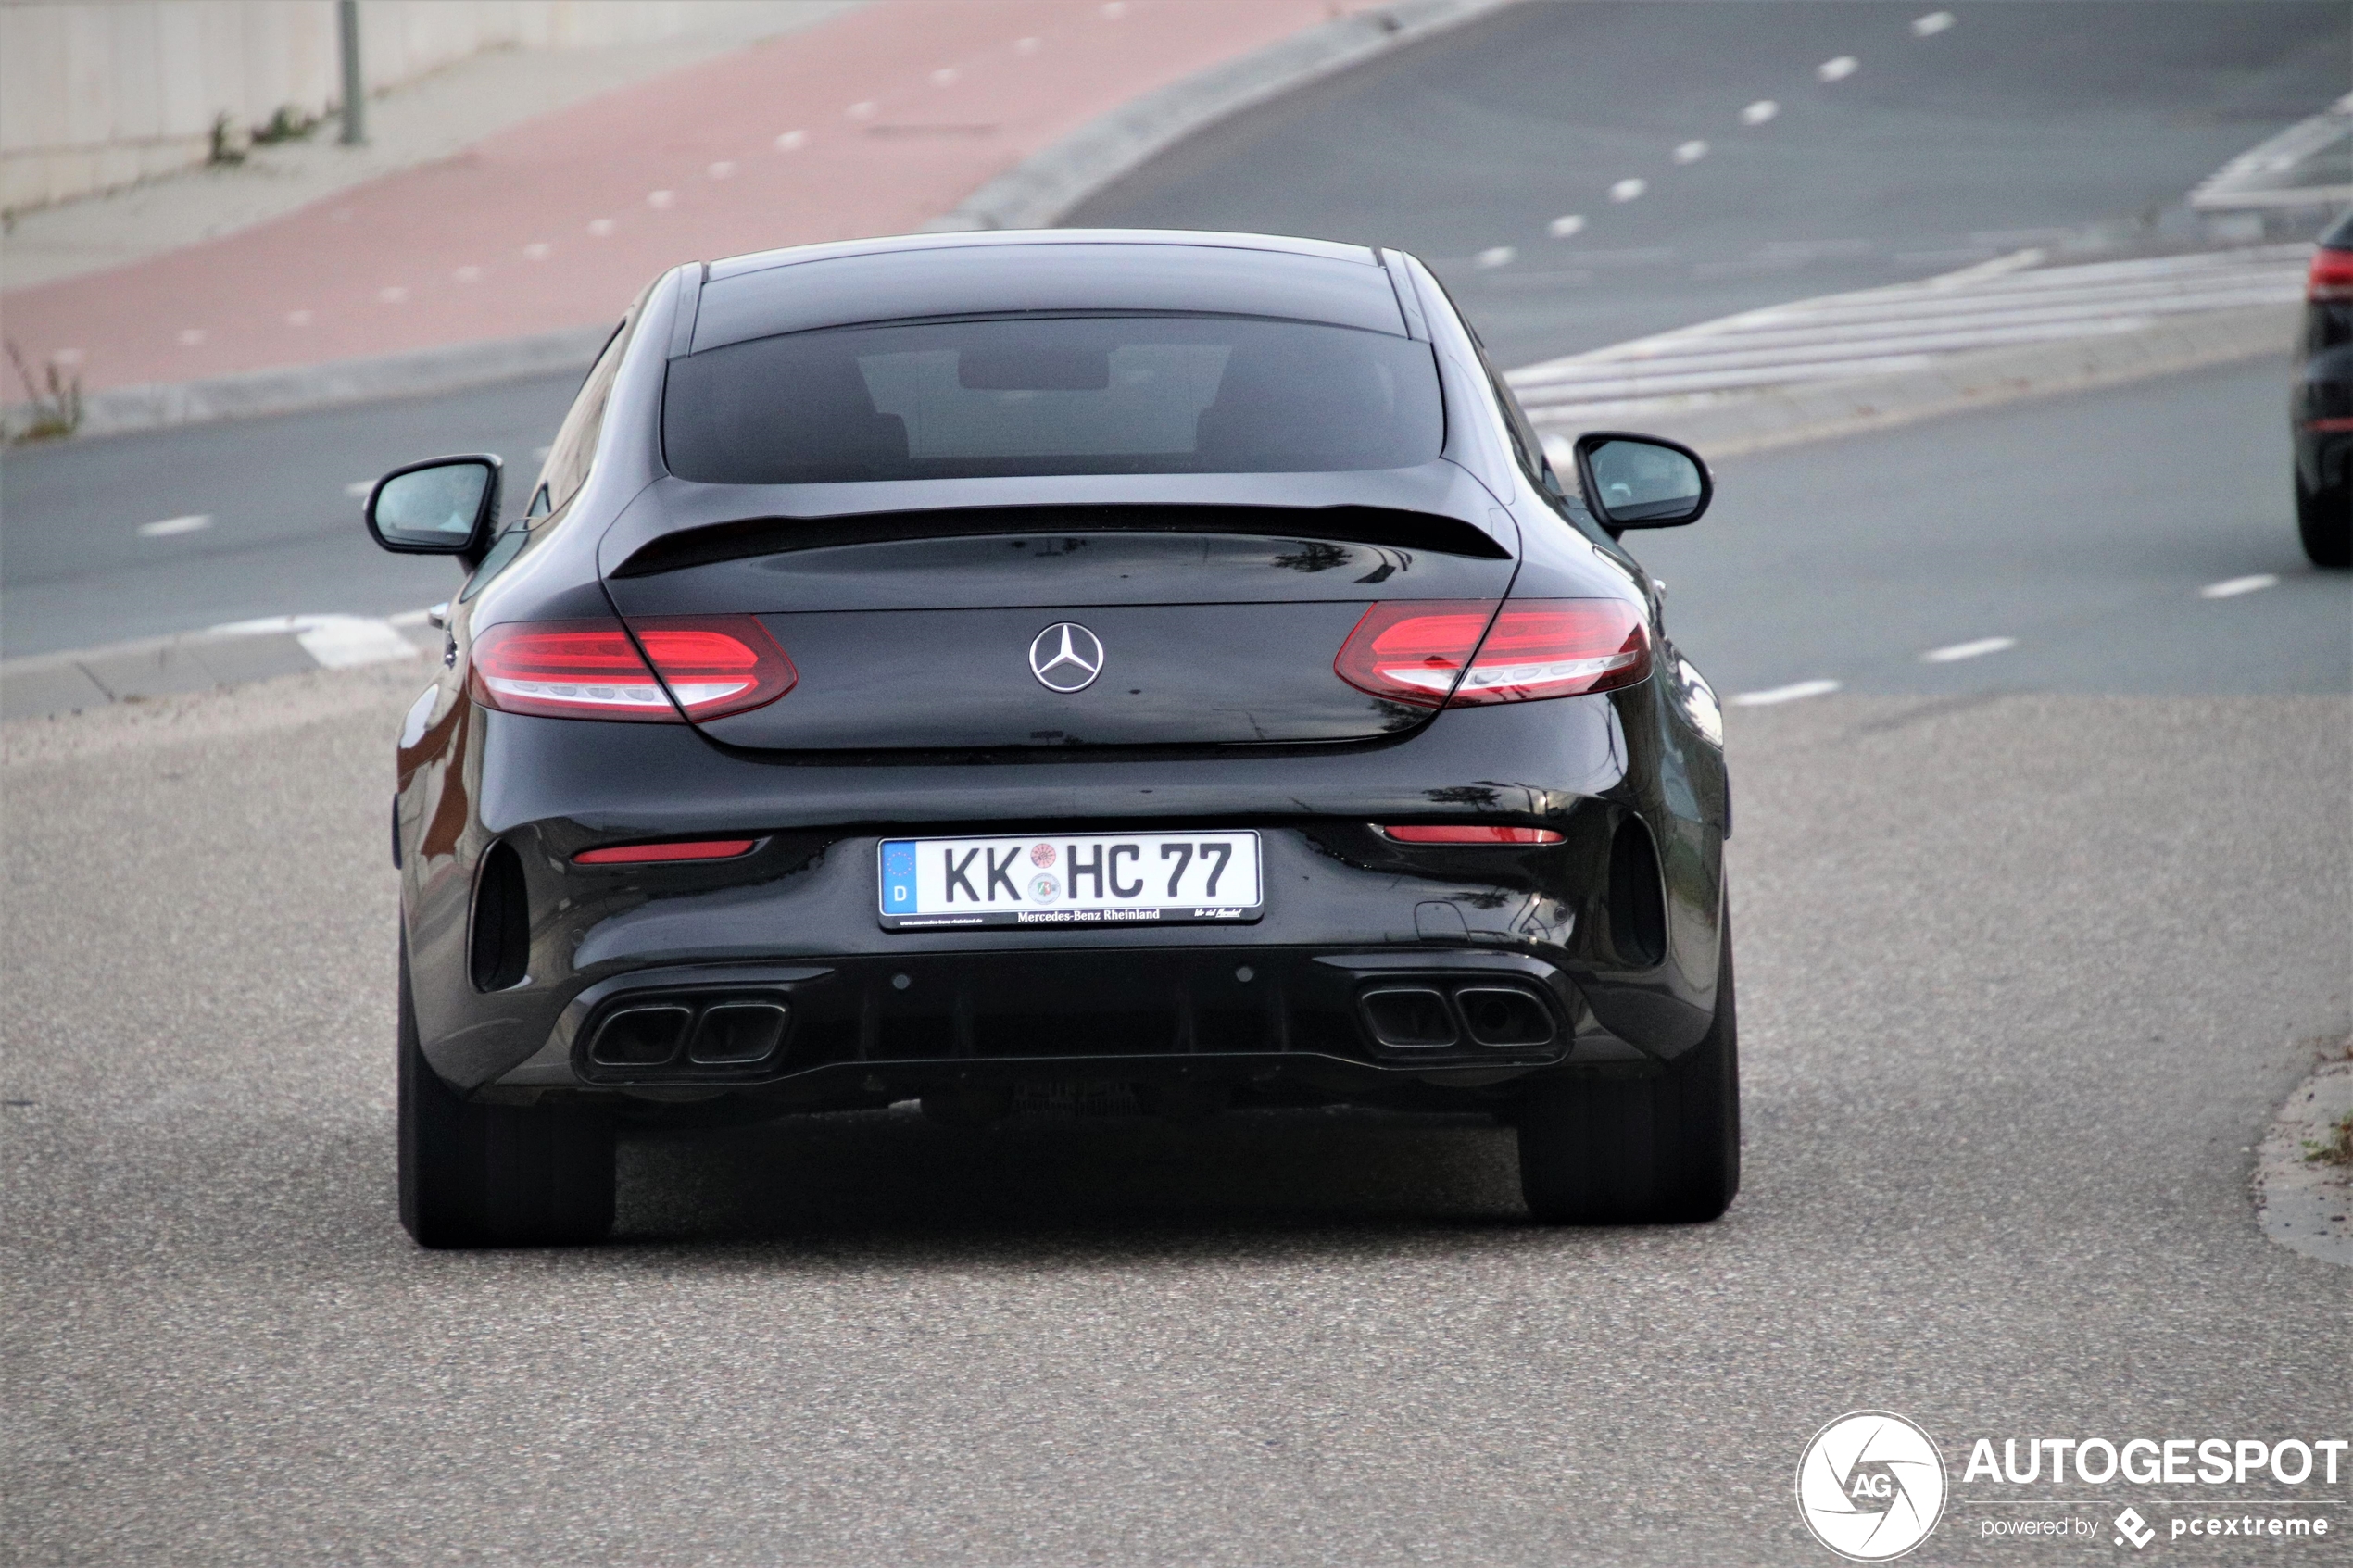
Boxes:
[1796,1411,1948,1562]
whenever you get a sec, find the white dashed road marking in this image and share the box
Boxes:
[1476,246,1516,269]
[1610,178,1647,202]
[1731,679,1843,707]
[1818,56,1858,82]
[137,514,212,539]
[2200,574,2280,598]
[1742,99,1780,125]
[1912,11,1956,36]
[345,482,372,497]
[1548,214,1586,238]
[1923,636,2017,662]
[1673,140,1709,165]
[775,130,808,151]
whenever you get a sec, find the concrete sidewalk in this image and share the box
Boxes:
[0,0,1365,410]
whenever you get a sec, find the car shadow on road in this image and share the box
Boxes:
[612,1105,1538,1257]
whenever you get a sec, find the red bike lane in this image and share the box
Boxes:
[2,0,1336,398]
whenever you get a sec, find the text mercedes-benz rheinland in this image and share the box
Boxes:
[367,230,1736,1247]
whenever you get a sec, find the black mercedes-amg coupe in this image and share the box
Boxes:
[367,230,1734,1248]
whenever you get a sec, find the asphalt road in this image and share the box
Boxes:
[1072,0,2351,364]
[4,652,2345,1565]
[4,0,2345,659]
[0,371,578,659]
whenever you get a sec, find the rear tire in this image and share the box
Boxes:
[398,941,614,1248]
[2296,472,2351,569]
[1516,920,1740,1224]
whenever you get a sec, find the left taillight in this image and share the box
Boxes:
[471,617,794,721]
[1335,598,1650,708]
[2309,246,2353,303]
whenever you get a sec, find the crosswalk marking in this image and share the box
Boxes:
[1507,245,2305,431]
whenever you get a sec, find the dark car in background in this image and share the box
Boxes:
[2293,209,2353,568]
[365,230,1735,1248]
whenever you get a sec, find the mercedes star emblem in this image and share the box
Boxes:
[1028,622,1104,693]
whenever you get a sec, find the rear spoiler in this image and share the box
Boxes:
[609,503,1513,577]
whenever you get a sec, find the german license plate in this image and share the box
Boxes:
[878,831,1264,930]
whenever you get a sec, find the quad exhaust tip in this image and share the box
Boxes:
[1358,983,1557,1050]
[585,997,791,1072]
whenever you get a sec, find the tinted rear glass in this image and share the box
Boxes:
[662,315,1442,483]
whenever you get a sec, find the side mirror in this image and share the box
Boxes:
[1573,432,1711,531]
[365,454,503,560]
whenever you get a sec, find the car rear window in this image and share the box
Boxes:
[661,314,1443,483]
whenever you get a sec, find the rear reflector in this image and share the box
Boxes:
[472,621,682,721]
[574,838,758,865]
[2309,246,2353,303]
[1379,825,1565,845]
[1335,597,1650,708]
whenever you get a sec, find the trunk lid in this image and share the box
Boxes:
[598,477,1520,752]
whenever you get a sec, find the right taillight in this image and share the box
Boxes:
[2309,247,2353,303]
[1336,598,1650,708]
[1451,599,1650,703]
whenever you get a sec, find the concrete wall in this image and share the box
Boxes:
[0,2,743,213]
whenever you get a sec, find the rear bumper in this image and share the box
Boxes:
[397,684,1729,1106]
[489,944,1653,1106]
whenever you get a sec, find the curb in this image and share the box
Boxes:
[6,1,1516,445]
[4,324,613,445]
[924,0,1517,232]
[1534,303,2298,461]
[2,614,438,722]
[2255,1052,2353,1268]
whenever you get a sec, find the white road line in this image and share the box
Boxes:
[775,130,808,151]
[1548,214,1585,238]
[1673,140,1708,165]
[2200,574,2280,598]
[1922,636,2016,663]
[210,614,418,668]
[1912,11,1956,36]
[1742,100,1779,125]
[1610,178,1647,202]
[137,514,212,538]
[1476,245,1516,268]
[1731,679,1842,707]
[345,481,372,497]
[586,219,616,237]
[647,190,675,209]
[1818,56,1858,82]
